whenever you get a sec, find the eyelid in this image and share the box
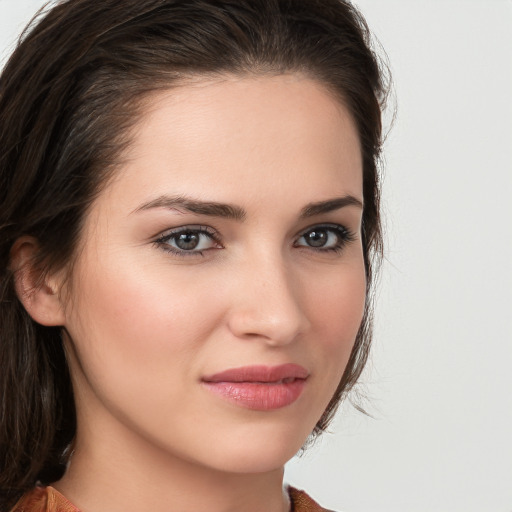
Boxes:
[295,222,354,239]
[155,224,219,240]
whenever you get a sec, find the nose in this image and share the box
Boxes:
[226,254,310,346]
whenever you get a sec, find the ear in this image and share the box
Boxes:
[10,236,66,326]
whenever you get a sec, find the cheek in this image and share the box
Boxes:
[304,261,367,386]
[62,256,231,445]
[64,256,222,387]
[308,265,366,343]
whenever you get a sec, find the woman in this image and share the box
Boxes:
[0,0,387,511]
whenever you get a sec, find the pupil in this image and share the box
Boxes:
[307,230,327,247]
[176,232,199,250]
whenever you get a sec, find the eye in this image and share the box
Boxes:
[155,226,221,256]
[295,224,355,252]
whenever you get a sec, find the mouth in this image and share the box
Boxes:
[201,364,309,410]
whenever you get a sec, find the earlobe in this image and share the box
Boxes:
[10,236,66,327]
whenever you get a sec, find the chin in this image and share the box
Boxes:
[188,421,313,474]
[205,446,298,475]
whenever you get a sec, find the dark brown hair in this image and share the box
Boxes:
[0,0,387,507]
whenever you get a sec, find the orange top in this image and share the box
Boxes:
[11,485,334,512]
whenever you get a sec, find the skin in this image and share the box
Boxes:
[17,74,366,512]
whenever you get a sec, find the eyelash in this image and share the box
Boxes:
[154,223,356,258]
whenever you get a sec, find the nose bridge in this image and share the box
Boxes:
[227,248,308,345]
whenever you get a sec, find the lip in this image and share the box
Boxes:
[201,364,309,411]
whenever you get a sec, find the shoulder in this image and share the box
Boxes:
[288,486,338,512]
[10,486,79,512]
[12,485,336,512]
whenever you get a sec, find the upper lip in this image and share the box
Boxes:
[202,364,309,383]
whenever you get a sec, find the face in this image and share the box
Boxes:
[60,74,366,475]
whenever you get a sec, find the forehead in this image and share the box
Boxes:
[95,74,363,217]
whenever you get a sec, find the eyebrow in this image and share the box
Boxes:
[133,195,246,220]
[132,194,363,220]
[299,196,363,217]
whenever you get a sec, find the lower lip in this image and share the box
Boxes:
[202,380,306,410]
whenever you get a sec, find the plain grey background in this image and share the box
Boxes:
[1,1,511,511]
